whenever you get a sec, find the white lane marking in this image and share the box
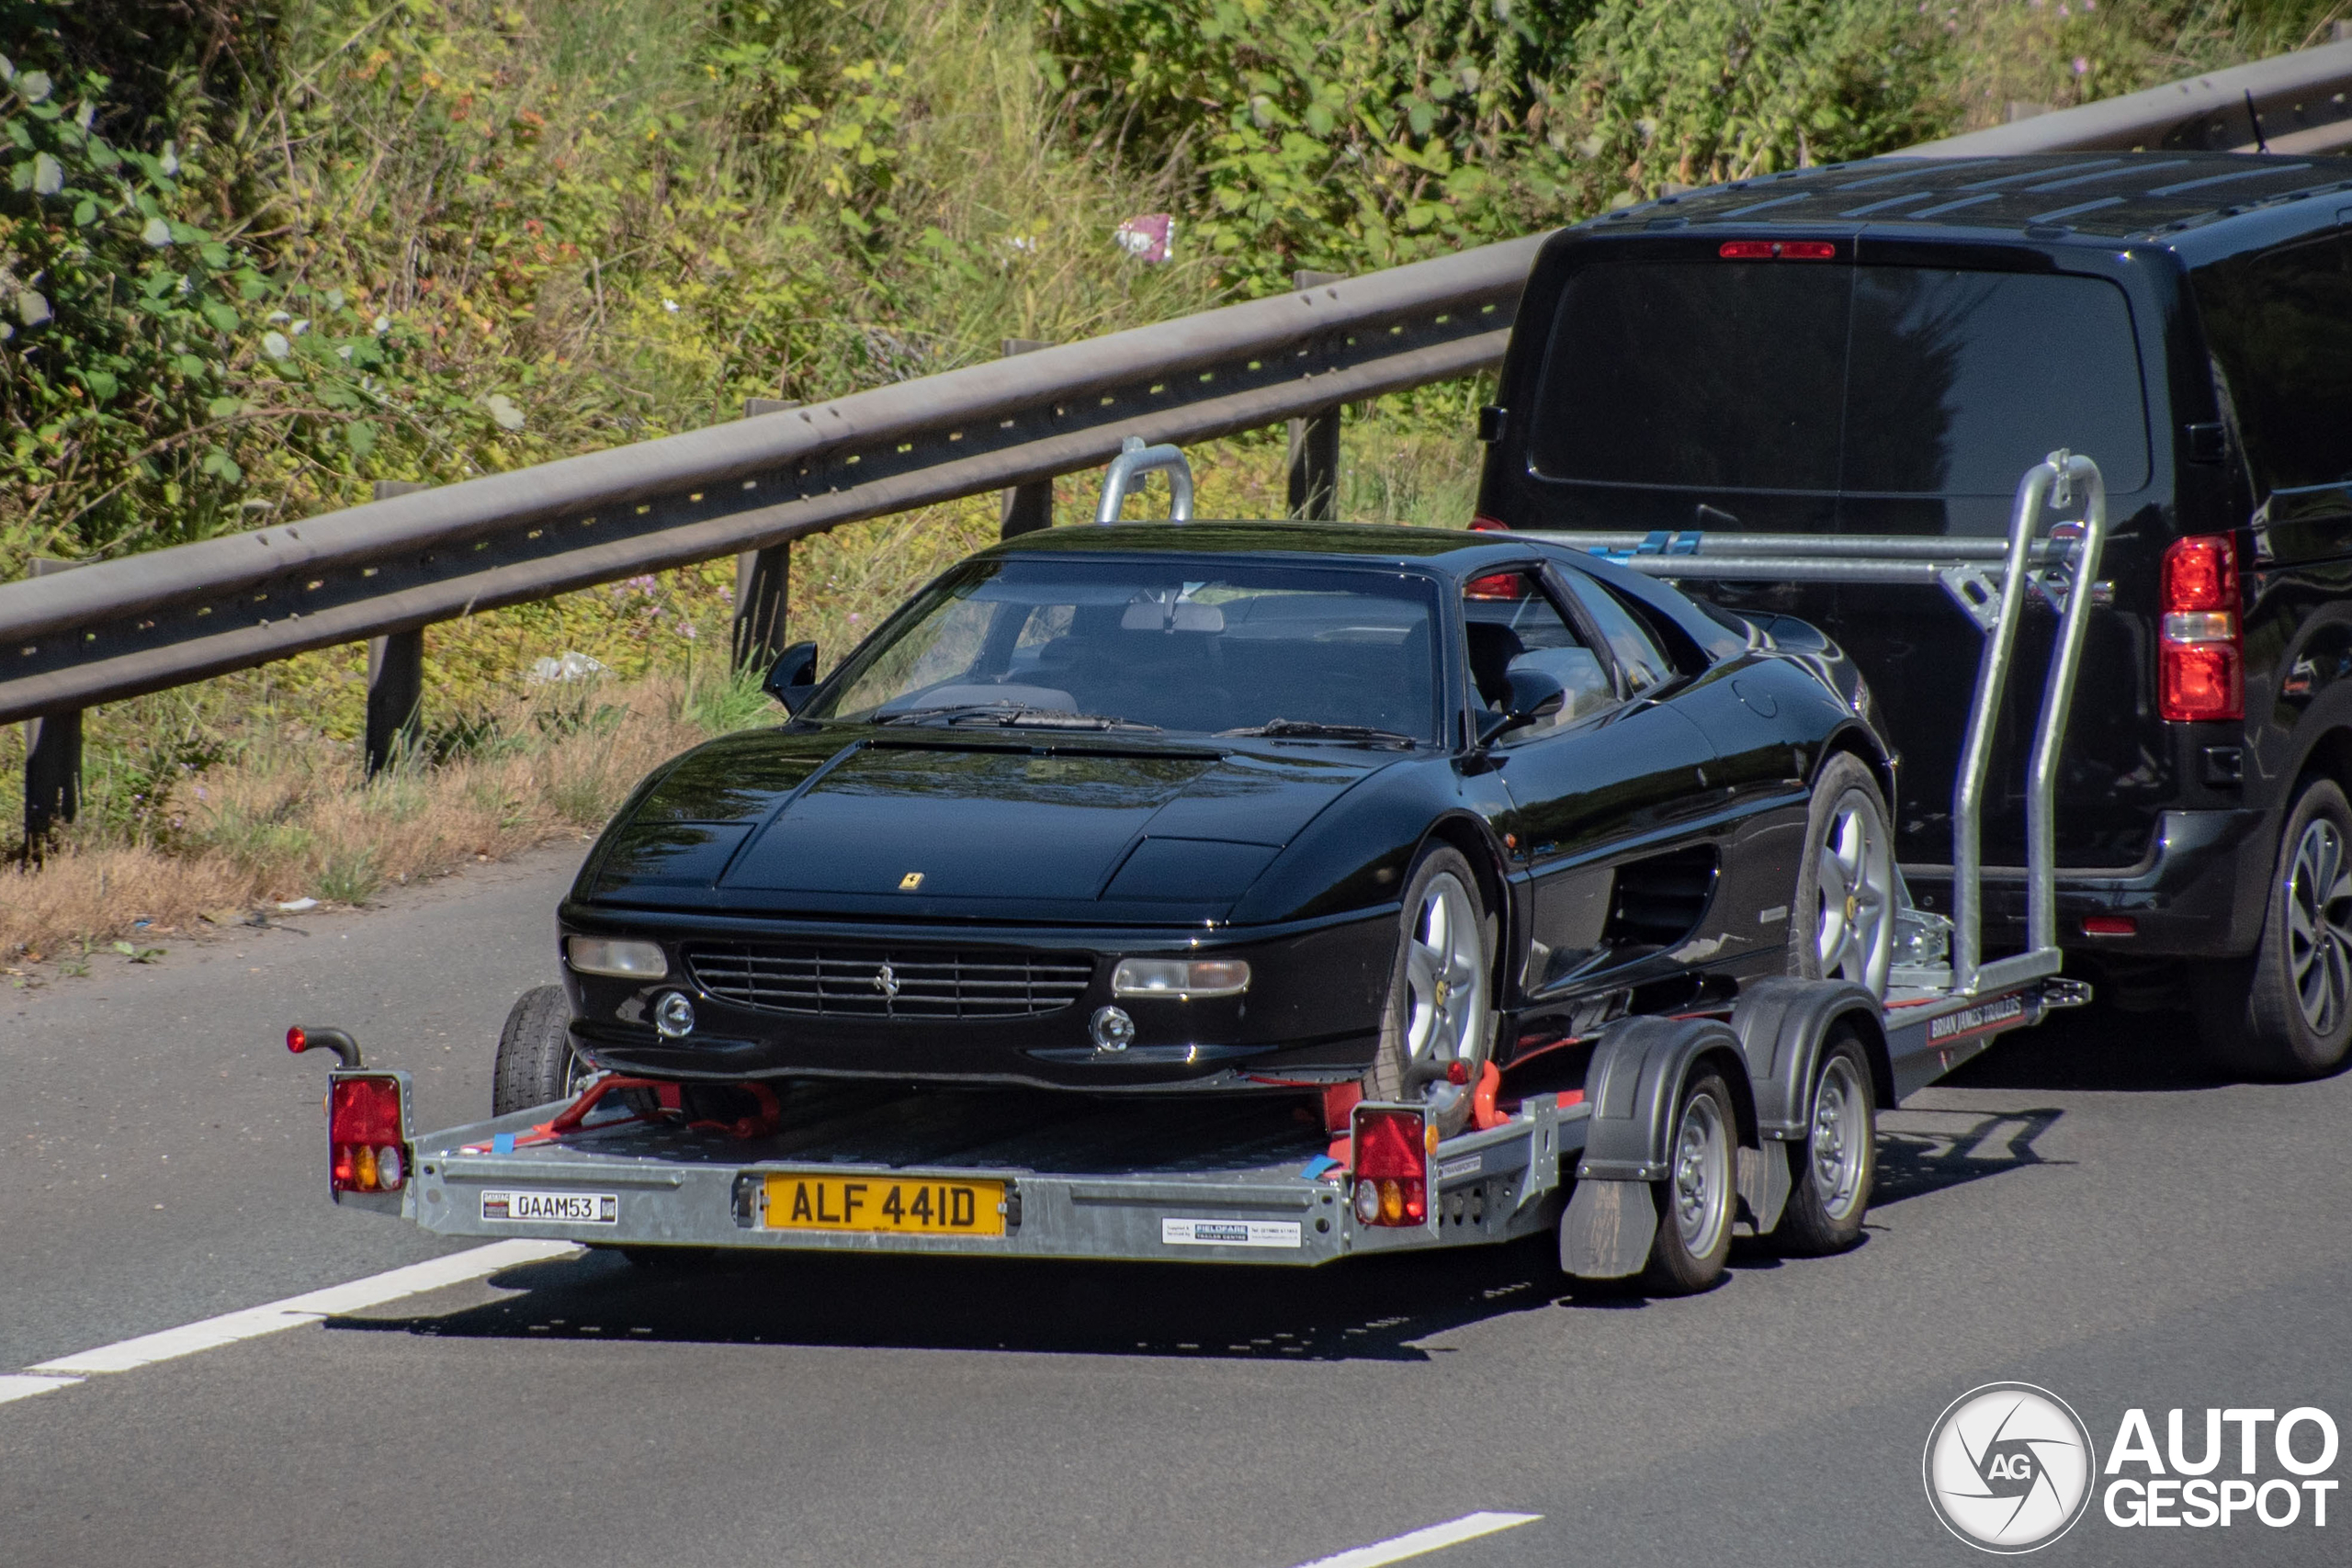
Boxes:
[27,1240,579,1377]
[0,1375,85,1405]
[1293,1512,1543,1568]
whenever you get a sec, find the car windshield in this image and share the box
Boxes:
[809,556,1442,742]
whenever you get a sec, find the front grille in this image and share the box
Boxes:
[684,942,1094,1020]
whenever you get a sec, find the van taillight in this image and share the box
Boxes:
[330,1074,408,1194]
[2159,535,2242,722]
[1468,514,1511,532]
[1351,1104,1430,1227]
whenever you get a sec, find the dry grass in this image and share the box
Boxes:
[0,673,713,962]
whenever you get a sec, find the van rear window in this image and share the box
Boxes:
[1532,261,2150,496]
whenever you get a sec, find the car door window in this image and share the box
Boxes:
[1462,570,1614,738]
[1557,571,1672,694]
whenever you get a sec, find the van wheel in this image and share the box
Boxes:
[2197,779,2352,1079]
[1790,753,1894,998]
[1361,846,1495,1138]
[1772,1033,1876,1256]
[1640,1071,1736,1295]
[492,985,591,1116]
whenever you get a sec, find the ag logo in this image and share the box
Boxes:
[1924,1382,2098,1552]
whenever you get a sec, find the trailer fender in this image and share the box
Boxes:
[1728,978,1885,1234]
[1559,1016,1747,1280]
[1732,977,1889,1135]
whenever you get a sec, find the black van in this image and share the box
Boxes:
[1474,152,2352,1077]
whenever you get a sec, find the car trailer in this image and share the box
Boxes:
[294,451,2111,1292]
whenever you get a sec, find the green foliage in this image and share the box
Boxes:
[1570,0,1944,197]
[1045,0,1589,288]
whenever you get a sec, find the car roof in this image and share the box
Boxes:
[1582,152,2352,243]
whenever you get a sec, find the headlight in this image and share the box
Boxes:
[1111,957,1250,998]
[568,936,668,979]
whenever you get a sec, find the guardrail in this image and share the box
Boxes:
[10,38,2352,845]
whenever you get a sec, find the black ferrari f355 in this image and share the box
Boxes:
[549,522,1899,1134]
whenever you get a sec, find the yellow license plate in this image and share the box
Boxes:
[763,1172,1007,1237]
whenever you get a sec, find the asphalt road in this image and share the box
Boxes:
[3,847,2346,1567]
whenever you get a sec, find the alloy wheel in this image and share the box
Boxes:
[1404,871,1487,1077]
[1814,790,1894,994]
[2285,817,2352,1035]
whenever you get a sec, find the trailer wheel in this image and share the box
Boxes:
[1640,1071,1736,1294]
[1362,845,1495,1137]
[492,984,589,1116]
[1772,1032,1876,1256]
[2195,778,2352,1079]
[1790,753,1894,998]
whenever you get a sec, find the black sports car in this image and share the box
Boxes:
[554,522,1898,1133]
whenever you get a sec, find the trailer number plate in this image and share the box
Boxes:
[762,1174,1006,1237]
[481,1190,618,1224]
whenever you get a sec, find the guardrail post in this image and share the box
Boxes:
[1285,272,1346,521]
[733,399,802,673]
[21,558,82,854]
[998,340,1053,537]
[365,480,431,777]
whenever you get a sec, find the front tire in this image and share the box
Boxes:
[1641,1071,1737,1295]
[492,984,590,1116]
[1772,1032,1876,1256]
[1362,845,1495,1138]
[2197,779,2352,1079]
[1790,752,1894,998]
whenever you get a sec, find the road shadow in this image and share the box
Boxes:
[1873,1105,2069,1206]
[329,1229,1575,1362]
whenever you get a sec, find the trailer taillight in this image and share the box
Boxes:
[1351,1104,1430,1227]
[330,1074,409,1194]
[2159,535,2242,722]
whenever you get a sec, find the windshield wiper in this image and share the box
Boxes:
[1220,719,1418,749]
[876,702,1159,732]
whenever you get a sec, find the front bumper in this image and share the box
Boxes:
[559,907,1397,1091]
[1903,807,2270,958]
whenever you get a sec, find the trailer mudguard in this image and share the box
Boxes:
[1559,1016,1747,1279]
[1730,977,1889,1138]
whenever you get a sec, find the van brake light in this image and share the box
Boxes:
[1719,240,1837,260]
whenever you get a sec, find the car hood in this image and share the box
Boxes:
[579,726,1397,916]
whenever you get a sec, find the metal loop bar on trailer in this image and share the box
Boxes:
[1095,438,1196,525]
[1951,451,2108,992]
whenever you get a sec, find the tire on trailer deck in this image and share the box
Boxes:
[492,983,588,1117]
[1789,752,1895,998]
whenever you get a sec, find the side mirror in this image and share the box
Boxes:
[763,641,820,713]
[1476,666,1566,746]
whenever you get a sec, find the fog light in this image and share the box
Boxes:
[1089,1006,1136,1052]
[1112,958,1250,998]
[569,937,668,979]
[654,991,696,1038]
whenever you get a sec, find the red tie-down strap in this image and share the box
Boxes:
[461,1076,784,1153]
